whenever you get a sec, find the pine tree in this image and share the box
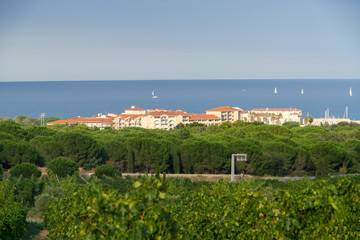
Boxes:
[127,150,134,173]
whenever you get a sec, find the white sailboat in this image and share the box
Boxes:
[301,89,304,95]
[152,89,158,99]
[350,87,352,97]
[274,87,278,94]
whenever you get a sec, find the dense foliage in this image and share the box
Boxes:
[0,181,27,240]
[10,162,42,178]
[2,165,360,239]
[1,120,360,176]
[41,175,360,239]
[167,177,360,239]
[94,164,121,179]
[48,157,79,178]
[45,177,179,239]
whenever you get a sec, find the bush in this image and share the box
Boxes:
[282,121,300,129]
[95,165,121,179]
[45,177,178,239]
[82,157,104,170]
[28,185,66,221]
[0,181,27,240]
[10,163,41,178]
[0,164,3,177]
[48,157,79,178]
[13,178,41,207]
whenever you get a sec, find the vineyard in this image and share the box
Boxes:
[1,172,360,239]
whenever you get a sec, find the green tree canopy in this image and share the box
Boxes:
[10,162,41,178]
[55,132,105,166]
[311,141,350,176]
[0,140,38,168]
[0,121,33,141]
[48,157,79,178]
[282,121,300,129]
[0,181,27,239]
[304,115,314,125]
[95,165,121,179]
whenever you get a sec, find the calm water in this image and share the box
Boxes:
[0,80,359,119]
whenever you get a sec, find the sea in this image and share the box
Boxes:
[0,79,359,120]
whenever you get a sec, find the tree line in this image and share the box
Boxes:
[1,119,360,176]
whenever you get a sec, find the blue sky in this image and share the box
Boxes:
[0,0,359,81]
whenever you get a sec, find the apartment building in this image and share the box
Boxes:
[47,106,303,130]
[188,113,221,126]
[251,108,303,124]
[205,106,242,122]
[112,107,189,130]
[113,114,142,129]
[141,110,189,130]
[124,106,147,115]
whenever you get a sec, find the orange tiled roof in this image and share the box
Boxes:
[129,115,141,120]
[47,116,113,125]
[102,118,113,123]
[78,118,113,123]
[126,106,145,111]
[189,114,220,120]
[47,117,88,125]
[206,106,242,112]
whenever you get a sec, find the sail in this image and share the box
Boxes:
[350,87,352,96]
[274,88,278,94]
[301,89,304,94]
[152,89,158,98]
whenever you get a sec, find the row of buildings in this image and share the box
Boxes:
[47,106,303,130]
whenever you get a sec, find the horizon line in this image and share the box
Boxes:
[1,78,360,83]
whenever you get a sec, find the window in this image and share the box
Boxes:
[161,116,168,125]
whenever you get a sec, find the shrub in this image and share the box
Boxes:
[95,165,121,179]
[82,157,104,170]
[282,121,300,129]
[45,177,178,239]
[0,181,27,240]
[0,164,3,177]
[14,178,37,207]
[28,185,66,221]
[10,163,41,178]
[167,180,274,239]
[48,157,79,178]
